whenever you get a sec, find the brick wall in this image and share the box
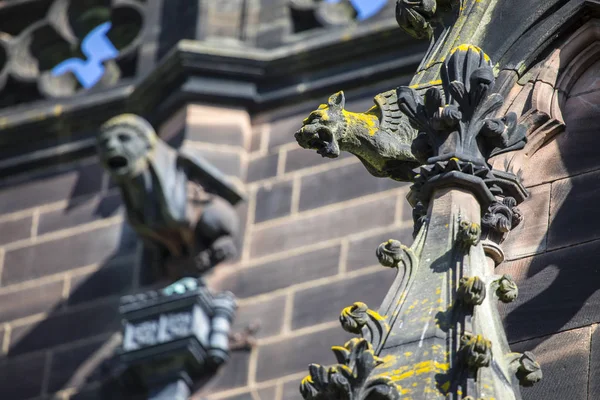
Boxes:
[0,158,137,400]
[2,68,598,400]
[194,86,415,400]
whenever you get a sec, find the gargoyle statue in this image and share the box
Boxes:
[97,114,245,278]
[294,90,423,181]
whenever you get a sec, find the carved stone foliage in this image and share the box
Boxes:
[301,302,398,400]
[398,46,527,167]
[301,338,399,400]
[395,0,456,40]
[493,274,518,304]
[97,114,245,278]
[0,0,146,108]
[481,196,523,244]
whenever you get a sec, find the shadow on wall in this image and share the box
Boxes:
[498,55,600,398]
[8,124,251,399]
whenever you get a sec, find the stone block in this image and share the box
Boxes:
[0,352,47,399]
[233,294,286,339]
[68,259,135,306]
[0,215,32,246]
[250,195,397,258]
[502,183,550,260]
[254,180,293,223]
[217,245,340,298]
[0,162,103,214]
[291,268,397,330]
[549,169,600,250]
[511,327,590,400]
[298,162,403,212]
[38,192,123,235]
[9,300,120,356]
[0,279,64,323]
[2,222,137,285]
[284,147,351,173]
[498,239,600,342]
[247,153,278,183]
[255,326,353,382]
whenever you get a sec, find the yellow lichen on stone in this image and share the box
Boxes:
[450,44,491,62]
[343,110,379,136]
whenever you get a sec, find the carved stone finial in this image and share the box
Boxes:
[482,196,524,244]
[395,0,437,40]
[97,114,244,279]
[376,239,406,268]
[495,275,519,303]
[457,220,482,251]
[516,352,543,387]
[460,333,493,370]
[458,276,486,306]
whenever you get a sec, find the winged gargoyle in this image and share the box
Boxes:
[294,89,424,181]
[97,114,245,278]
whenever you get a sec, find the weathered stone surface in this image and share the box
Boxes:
[549,169,600,250]
[233,294,286,339]
[520,90,600,187]
[250,196,397,258]
[346,227,413,271]
[589,325,600,398]
[8,300,120,356]
[194,350,250,394]
[187,123,246,147]
[68,259,135,306]
[255,327,353,382]
[268,112,309,150]
[298,162,403,211]
[247,153,279,183]
[0,215,32,246]
[183,146,242,178]
[2,222,137,285]
[284,146,351,173]
[499,240,600,342]
[282,380,302,400]
[291,268,396,330]
[216,245,340,298]
[0,279,64,323]
[38,193,123,235]
[511,328,590,400]
[47,337,111,393]
[254,180,293,223]
[0,162,103,214]
[502,183,550,260]
[568,59,600,97]
[0,352,47,400]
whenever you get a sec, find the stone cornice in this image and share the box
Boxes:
[0,19,428,179]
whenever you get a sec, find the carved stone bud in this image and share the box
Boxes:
[457,220,481,251]
[458,276,486,306]
[376,239,405,268]
[495,274,518,303]
[516,352,543,387]
[340,302,369,334]
[460,333,492,370]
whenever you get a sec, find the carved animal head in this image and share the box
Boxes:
[294,91,348,158]
[97,114,157,179]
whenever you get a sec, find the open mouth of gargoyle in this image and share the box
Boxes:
[107,155,129,170]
